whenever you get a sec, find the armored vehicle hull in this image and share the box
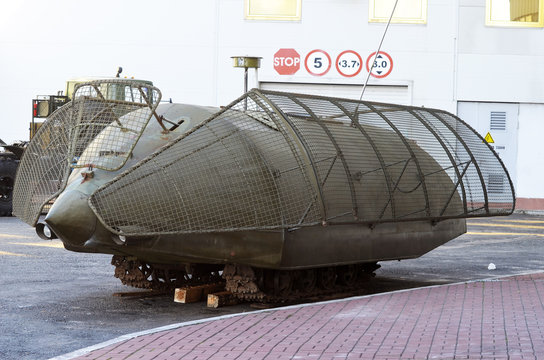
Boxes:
[13,80,514,300]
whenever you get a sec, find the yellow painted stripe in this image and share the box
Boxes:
[499,220,544,224]
[0,250,29,257]
[0,234,34,239]
[8,242,64,249]
[467,231,544,237]
[467,222,544,230]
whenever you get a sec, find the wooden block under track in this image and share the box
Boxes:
[207,291,238,308]
[174,283,225,304]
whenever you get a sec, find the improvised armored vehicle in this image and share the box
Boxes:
[13,79,515,301]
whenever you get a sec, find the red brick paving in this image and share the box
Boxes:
[65,272,544,360]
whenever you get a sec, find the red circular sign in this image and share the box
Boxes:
[274,48,301,75]
[366,51,393,78]
[304,49,331,76]
[335,50,363,77]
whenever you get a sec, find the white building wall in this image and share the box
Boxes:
[455,0,544,209]
[457,0,544,103]
[1,0,542,209]
[184,0,544,210]
[214,0,459,111]
[517,104,544,201]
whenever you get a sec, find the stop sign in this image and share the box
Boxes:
[274,48,300,75]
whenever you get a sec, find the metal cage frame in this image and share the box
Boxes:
[86,89,515,236]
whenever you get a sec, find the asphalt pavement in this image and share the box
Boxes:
[1,213,543,359]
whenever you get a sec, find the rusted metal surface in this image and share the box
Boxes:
[111,255,223,292]
[222,263,380,303]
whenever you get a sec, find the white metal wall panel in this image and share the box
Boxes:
[457,101,519,190]
[259,82,412,105]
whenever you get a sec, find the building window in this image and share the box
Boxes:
[369,0,427,24]
[486,0,544,27]
[245,0,301,21]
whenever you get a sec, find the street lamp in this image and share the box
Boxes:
[231,56,262,110]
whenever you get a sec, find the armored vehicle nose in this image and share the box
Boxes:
[45,190,97,247]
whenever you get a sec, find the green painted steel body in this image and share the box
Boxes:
[13,80,513,270]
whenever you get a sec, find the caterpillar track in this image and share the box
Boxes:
[111,255,222,292]
[112,255,380,303]
[223,263,380,303]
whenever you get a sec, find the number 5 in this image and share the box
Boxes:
[314,57,322,68]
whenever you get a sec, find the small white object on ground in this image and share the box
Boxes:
[488,263,496,270]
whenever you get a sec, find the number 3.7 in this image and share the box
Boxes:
[338,60,360,68]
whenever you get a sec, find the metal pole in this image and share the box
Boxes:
[244,67,248,110]
[358,0,399,104]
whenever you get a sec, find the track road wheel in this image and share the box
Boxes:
[274,271,293,297]
[318,267,337,290]
[337,264,358,287]
[262,270,293,298]
[294,269,317,295]
[0,156,18,216]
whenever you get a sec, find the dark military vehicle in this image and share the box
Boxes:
[13,79,515,301]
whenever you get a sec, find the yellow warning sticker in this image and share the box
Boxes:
[484,132,494,143]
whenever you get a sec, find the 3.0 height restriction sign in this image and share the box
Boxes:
[366,51,393,78]
[305,50,331,76]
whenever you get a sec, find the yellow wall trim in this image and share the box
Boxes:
[245,0,301,21]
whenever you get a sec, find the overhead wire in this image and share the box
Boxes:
[357,0,400,105]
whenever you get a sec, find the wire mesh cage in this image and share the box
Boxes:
[87,89,515,236]
[70,81,161,171]
[13,80,161,226]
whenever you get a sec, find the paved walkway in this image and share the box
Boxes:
[54,272,544,360]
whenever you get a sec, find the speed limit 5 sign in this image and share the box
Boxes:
[304,50,331,76]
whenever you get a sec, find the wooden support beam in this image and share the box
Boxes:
[207,291,238,308]
[174,283,225,304]
[113,290,167,298]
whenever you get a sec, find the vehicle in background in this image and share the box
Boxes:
[0,68,152,216]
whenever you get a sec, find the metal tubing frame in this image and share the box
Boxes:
[288,96,359,219]
[251,90,328,223]
[362,102,431,219]
[82,88,515,236]
[406,108,469,216]
[427,110,491,214]
[329,99,398,220]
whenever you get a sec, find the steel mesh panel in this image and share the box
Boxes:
[267,94,452,222]
[88,90,514,236]
[435,111,514,214]
[90,90,515,235]
[13,104,74,226]
[89,95,321,235]
[70,81,160,171]
[254,91,513,223]
[12,80,161,226]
